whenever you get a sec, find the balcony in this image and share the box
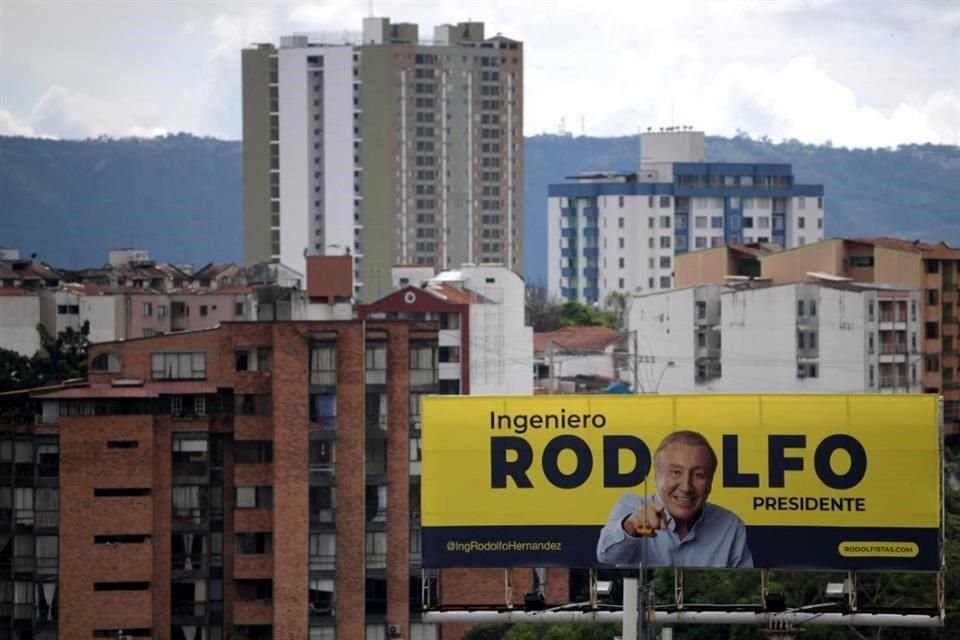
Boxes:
[879,343,909,362]
[561,228,577,238]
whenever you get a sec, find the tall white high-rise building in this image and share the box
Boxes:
[243,17,524,301]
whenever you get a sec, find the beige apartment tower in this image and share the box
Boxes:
[243,17,524,302]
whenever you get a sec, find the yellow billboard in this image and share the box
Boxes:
[422,394,942,570]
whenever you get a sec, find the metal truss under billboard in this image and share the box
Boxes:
[421,394,943,571]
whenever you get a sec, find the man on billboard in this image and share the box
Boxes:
[596,430,753,568]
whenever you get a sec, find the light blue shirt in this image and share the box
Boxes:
[596,494,753,568]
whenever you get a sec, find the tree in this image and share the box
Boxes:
[0,347,38,393]
[526,286,564,332]
[33,320,90,384]
[560,301,607,328]
[601,291,631,331]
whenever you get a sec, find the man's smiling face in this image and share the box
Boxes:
[656,442,714,529]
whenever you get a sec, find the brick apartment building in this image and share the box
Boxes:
[0,320,567,640]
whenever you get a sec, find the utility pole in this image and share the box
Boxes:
[547,340,555,394]
[632,330,640,393]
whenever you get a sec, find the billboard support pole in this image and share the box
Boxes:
[588,569,598,609]
[622,577,638,640]
[673,569,684,609]
[761,569,770,610]
[848,571,858,612]
[504,569,513,609]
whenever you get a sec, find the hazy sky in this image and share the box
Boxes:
[1,0,958,147]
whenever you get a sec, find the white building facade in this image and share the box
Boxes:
[0,293,42,356]
[630,283,922,394]
[547,131,825,304]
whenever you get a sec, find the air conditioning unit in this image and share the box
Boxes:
[387,623,402,637]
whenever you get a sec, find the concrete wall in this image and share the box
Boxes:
[0,294,41,356]
[462,265,533,395]
[628,287,698,393]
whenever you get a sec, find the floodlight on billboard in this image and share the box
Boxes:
[421,394,942,571]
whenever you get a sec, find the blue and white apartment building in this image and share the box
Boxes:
[546,131,825,304]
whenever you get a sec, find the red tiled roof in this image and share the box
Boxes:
[534,326,625,353]
[0,288,28,296]
[851,237,938,253]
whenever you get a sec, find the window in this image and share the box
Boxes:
[695,216,707,228]
[366,344,387,384]
[91,353,121,373]
[659,196,671,208]
[729,215,741,230]
[926,322,939,339]
[310,344,337,385]
[927,289,939,305]
[94,582,150,591]
[869,365,875,387]
[199,305,208,317]
[711,216,723,229]
[309,578,335,617]
[158,304,167,318]
[659,276,671,289]
[618,217,624,228]
[618,196,624,208]
[310,394,336,427]
[695,237,707,249]
[236,486,273,509]
[659,237,671,249]
[618,257,625,269]
[236,533,272,554]
[659,256,671,268]
[142,302,152,317]
[151,352,206,380]
[365,532,387,569]
[410,345,437,385]
[619,238,625,249]
[817,197,823,209]
[310,486,336,527]
[798,196,807,209]
[659,216,671,229]
[235,302,245,316]
[107,440,138,449]
[798,216,806,229]
[234,441,273,464]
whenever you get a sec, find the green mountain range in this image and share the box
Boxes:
[2,133,957,286]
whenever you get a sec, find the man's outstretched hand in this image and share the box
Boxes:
[623,501,667,538]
